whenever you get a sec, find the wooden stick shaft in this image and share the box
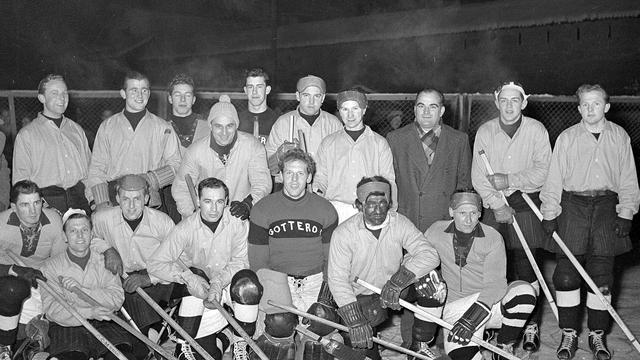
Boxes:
[354,278,521,360]
[121,273,217,360]
[298,129,307,152]
[185,174,199,211]
[156,306,177,345]
[67,284,178,360]
[521,193,640,354]
[289,115,295,142]
[6,252,128,360]
[478,150,559,320]
[120,307,141,332]
[267,300,434,360]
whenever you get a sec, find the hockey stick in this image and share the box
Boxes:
[62,278,178,360]
[267,300,437,360]
[354,278,521,360]
[120,272,216,360]
[521,193,640,354]
[5,251,128,360]
[478,149,558,320]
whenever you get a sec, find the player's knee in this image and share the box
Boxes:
[412,318,437,342]
[0,276,31,313]
[231,269,263,305]
[264,312,298,338]
[448,346,481,360]
[553,266,581,291]
[503,280,537,304]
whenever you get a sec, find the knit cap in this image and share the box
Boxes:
[296,75,326,93]
[337,89,368,109]
[208,94,239,125]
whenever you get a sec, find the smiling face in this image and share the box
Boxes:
[11,192,43,227]
[495,88,526,125]
[414,91,445,131]
[578,90,610,128]
[339,100,366,131]
[282,159,311,199]
[199,187,227,222]
[210,115,238,146]
[121,78,150,113]
[38,79,69,118]
[449,203,481,234]
[65,217,92,257]
[117,189,147,221]
[169,83,196,117]
[296,86,325,116]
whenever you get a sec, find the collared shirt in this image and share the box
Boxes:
[426,220,507,306]
[147,209,249,288]
[13,113,91,189]
[472,116,551,210]
[328,211,439,307]
[540,120,640,220]
[87,110,182,188]
[0,208,66,269]
[172,131,271,217]
[92,207,175,272]
[313,126,398,208]
[42,249,124,327]
[265,109,342,162]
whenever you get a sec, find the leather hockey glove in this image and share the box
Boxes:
[337,301,373,349]
[448,301,491,345]
[380,265,416,310]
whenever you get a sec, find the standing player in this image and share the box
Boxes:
[166,73,210,152]
[387,88,471,232]
[248,148,339,359]
[314,89,397,223]
[471,81,551,352]
[87,71,181,212]
[238,68,279,145]
[265,75,342,191]
[540,84,640,360]
[13,74,92,214]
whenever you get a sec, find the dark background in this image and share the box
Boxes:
[1,0,639,94]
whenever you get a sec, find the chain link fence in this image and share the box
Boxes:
[1,90,639,161]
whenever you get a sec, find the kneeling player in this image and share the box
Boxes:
[421,190,538,360]
[41,209,136,360]
[147,177,262,360]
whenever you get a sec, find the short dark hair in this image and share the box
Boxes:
[167,74,195,94]
[244,68,270,86]
[123,71,150,90]
[198,177,229,200]
[38,74,65,95]
[278,148,316,176]
[576,84,609,104]
[355,175,392,207]
[416,88,444,106]
[63,213,92,232]
[10,180,42,204]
